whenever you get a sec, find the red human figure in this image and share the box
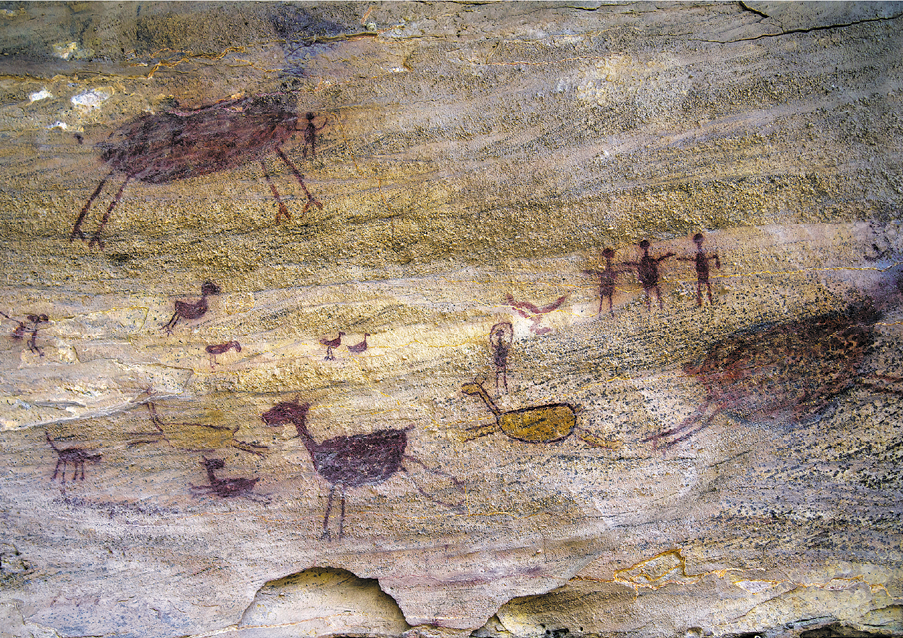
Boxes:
[302,112,328,159]
[622,240,675,310]
[679,233,721,307]
[490,322,513,394]
[584,247,628,317]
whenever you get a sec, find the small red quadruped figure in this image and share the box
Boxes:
[162,281,220,334]
[206,340,241,368]
[2,311,48,356]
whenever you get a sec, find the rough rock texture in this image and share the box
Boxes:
[0,2,902,638]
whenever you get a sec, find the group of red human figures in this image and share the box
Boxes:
[586,233,721,316]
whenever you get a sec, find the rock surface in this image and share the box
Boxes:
[0,3,902,638]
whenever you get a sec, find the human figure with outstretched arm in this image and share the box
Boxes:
[622,240,675,310]
[584,247,627,317]
[302,112,328,159]
[490,322,513,394]
[679,233,720,306]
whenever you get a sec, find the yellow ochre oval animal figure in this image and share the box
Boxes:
[461,378,614,447]
[498,404,576,442]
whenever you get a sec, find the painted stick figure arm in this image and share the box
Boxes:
[299,115,328,132]
[505,294,541,315]
[539,294,568,313]
[0,310,26,334]
[653,252,676,263]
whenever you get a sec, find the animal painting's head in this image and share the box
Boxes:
[262,399,310,438]
[461,379,486,396]
[247,90,300,119]
[851,263,903,320]
[201,457,225,471]
[201,282,221,297]
[886,264,903,301]
[849,301,882,325]
[682,361,703,376]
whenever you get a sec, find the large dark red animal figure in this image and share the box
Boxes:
[646,303,903,449]
[262,398,463,540]
[71,90,323,249]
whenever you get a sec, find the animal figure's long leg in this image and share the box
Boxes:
[575,428,620,449]
[230,440,268,456]
[322,485,336,539]
[89,176,130,249]
[76,462,85,481]
[71,172,111,241]
[401,455,465,511]
[260,160,291,223]
[461,422,498,441]
[128,403,168,446]
[52,459,63,481]
[162,313,179,334]
[642,399,717,449]
[338,488,346,539]
[859,375,903,404]
[658,412,719,449]
[27,332,39,356]
[276,147,323,214]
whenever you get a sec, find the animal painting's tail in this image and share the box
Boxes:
[402,455,465,513]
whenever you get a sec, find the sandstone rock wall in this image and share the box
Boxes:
[0,3,901,638]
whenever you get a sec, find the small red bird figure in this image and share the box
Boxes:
[205,340,241,368]
[506,293,568,335]
[162,281,220,334]
[346,333,369,354]
[320,331,345,360]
